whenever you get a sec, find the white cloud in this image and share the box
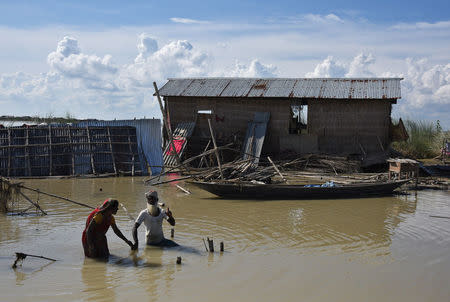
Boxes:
[303,13,344,24]
[170,17,209,24]
[305,56,346,77]
[228,59,277,77]
[0,15,449,126]
[391,20,450,30]
[346,53,375,77]
[47,36,118,91]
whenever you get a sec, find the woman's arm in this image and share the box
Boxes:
[111,223,133,248]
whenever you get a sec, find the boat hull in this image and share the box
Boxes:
[191,180,409,199]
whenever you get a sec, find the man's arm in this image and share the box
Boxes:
[131,222,140,250]
[166,207,175,226]
[111,223,133,248]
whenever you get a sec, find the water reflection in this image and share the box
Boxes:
[81,259,116,302]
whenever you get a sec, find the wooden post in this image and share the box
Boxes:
[153,82,189,173]
[207,237,214,252]
[67,125,75,175]
[220,241,224,252]
[86,126,96,175]
[7,128,11,177]
[207,119,223,179]
[107,126,117,175]
[267,156,287,183]
[171,228,174,238]
[48,125,52,176]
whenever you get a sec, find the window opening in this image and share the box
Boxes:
[289,105,308,134]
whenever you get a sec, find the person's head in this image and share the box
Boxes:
[145,190,158,205]
[99,198,119,215]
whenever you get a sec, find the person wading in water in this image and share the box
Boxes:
[82,199,134,259]
[132,191,176,249]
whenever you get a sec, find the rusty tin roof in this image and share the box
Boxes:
[158,78,402,99]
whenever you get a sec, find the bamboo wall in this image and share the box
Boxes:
[0,126,141,177]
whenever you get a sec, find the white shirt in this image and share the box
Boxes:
[136,208,168,244]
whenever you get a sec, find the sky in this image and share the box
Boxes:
[0,0,449,128]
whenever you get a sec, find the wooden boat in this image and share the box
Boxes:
[190,179,410,199]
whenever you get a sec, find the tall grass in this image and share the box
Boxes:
[392,119,445,159]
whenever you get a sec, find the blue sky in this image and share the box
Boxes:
[0,1,449,127]
[1,0,449,25]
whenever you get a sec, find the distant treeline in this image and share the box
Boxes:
[392,119,449,159]
[0,115,97,124]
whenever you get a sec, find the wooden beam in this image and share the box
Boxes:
[207,118,223,179]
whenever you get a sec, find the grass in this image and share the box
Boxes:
[392,119,448,159]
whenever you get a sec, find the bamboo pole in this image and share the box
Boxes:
[7,128,11,177]
[176,184,191,194]
[207,119,223,179]
[67,125,75,175]
[19,185,95,209]
[127,128,135,176]
[267,156,287,183]
[86,126,96,175]
[12,252,57,268]
[198,140,211,168]
[153,82,189,173]
[48,125,53,176]
[25,128,31,176]
[18,191,47,215]
[107,126,117,175]
[150,175,193,186]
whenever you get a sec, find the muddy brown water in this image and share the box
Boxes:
[1,177,450,301]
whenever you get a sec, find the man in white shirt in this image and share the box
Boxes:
[132,190,176,249]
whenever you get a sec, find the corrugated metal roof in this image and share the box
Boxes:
[158,78,402,99]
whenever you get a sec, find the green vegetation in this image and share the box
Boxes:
[392,119,448,159]
[0,113,89,125]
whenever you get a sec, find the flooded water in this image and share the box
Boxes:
[1,177,449,301]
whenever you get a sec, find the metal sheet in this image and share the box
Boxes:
[75,119,163,175]
[242,112,270,165]
[158,78,403,100]
[163,121,196,167]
